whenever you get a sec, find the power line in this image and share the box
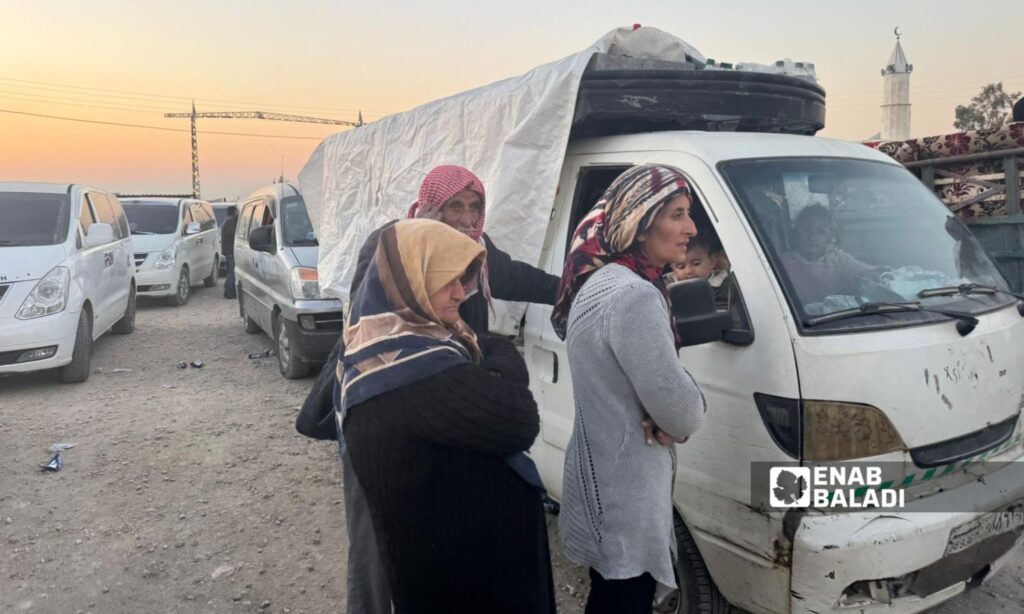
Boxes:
[0,92,166,115]
[0,108,331,140]
[0,76,392,118]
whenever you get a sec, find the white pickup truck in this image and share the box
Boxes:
[302,27,1024,614]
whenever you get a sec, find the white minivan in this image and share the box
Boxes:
[0,182,136,383]
[122,198,220,305]
[519,132,1024,614]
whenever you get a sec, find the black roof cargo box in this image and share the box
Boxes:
[570,53,827,139]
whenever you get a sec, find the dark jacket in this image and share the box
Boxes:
[343,337,555,614]
[296,222,560,441]
[220,215,238,257]
[352,221,560,335]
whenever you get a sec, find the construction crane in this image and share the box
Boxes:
[164,103,364,198]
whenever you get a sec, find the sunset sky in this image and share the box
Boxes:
[2,0,1022,199]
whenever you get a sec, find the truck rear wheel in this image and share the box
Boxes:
[59,310,93,384]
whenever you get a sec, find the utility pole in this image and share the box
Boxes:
[190,102,201,199]
[165,107,364,200]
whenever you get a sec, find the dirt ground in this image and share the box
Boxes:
[1,280,1022,613]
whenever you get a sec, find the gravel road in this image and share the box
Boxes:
[1,280,1021,613]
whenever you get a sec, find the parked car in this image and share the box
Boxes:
[121,198,219,306]
[234,182,343,378]
[0,182,135,383]
[211,201,237,276]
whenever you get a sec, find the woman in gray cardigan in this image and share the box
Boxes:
[551,164,707,613]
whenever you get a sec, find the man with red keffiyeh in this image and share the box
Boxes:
[335,165,559,614]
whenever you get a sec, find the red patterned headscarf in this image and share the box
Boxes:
[551,165,692,347]
[406,165,487,242]
[406,165,490,303]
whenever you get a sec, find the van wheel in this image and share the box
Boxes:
[60,311,93,383]
[169,267,190,306]
[239,292,261,334]
[275,316,310,379]
[112,284,136,334]
[656,514,730,614]
[203,257,217,288]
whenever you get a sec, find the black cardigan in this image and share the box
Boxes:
[351,221,560,335]
[343,339,555,614]
[295,224,559,441]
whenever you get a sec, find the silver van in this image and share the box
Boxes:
[234,182,344,378]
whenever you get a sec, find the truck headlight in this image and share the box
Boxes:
[17,266,71,320]
[756,396,907,461]
[803,401,906,461]
[152,245,176,270]
[290,267,321,300]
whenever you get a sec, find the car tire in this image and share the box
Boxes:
[656,514,730,614]
[169,266,190,306]
[203,257,217,288]
[112,284,136,334]
[59,310,93,384]
[239,291,261,334]
[275,316,310,379]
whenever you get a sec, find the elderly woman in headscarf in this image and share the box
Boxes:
[340,218,555,614]
[351,164,560,333]
[336,165,557,613]
[552,165,707,614]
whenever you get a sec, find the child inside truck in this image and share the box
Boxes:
[669,234,734,309]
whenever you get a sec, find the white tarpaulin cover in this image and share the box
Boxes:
[300,26,706,332]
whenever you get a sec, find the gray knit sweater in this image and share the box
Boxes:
[558,264,706,588]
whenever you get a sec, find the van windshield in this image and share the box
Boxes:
[123,203,179,235]
[281,196,317,247]
[0,192,71,246]
[719,158,1014,333]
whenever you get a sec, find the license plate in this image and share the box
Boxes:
[945,500,1024,556]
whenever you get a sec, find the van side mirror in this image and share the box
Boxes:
[184,221,201,235]
[669,279,733,347]
[248,225,276,253]
[84,223,115,248]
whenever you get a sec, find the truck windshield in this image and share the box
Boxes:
[719,157,1014,333]
[281,196,317,247]
[0,192,71,247]
[123,203,179,235]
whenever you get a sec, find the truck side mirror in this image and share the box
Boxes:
[669,279,733,347]
[248,225,276,254]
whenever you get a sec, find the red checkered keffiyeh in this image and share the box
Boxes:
[406,165,491,305]
[406,165,486,242]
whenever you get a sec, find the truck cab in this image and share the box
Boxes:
[523,131,1024,614]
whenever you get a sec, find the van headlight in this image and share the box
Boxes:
[152,245,176,270]
[17,266,71,320]
[803,401,906,461]
[290,267,321,299]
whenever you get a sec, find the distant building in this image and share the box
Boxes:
[881,31,913,140]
